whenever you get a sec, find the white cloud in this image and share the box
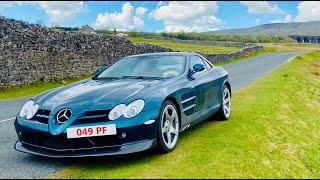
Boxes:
[37,1,87,26]
[157,1,166,7]
[240,1,284,14]
[135,7,148,17]
[151,1,222,32]
[270,14,292,24]
[162,15,222,32]
[94,2,148,31]
[296,1,320,22]
[256,18,260,24]
[270,19,282,23]
[283,14,292,23]
[0,1,34,11]
[0,1,87,26]
[0,1,19,11]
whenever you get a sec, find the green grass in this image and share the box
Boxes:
[130,37,241,54]
[260,43,320,52]
[214,42,319,66]
[0,75,92,100]
[52,52,320,178]
[123,31,294,43]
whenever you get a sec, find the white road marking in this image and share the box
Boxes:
[287,55,297,62]
[0,118,15,123]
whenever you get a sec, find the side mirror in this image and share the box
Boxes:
[187,64,205,80]
[193,64,205,72]
[95,66,106,75]
[92,66,106,80]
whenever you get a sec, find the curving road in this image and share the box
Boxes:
[0,52,299,178]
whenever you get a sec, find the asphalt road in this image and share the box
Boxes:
[0,52,299,178]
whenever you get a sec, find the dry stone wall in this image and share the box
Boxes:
[155,37,258,48]
[152,37,264,63]
[201,45,263,64]
[0,17,172,86]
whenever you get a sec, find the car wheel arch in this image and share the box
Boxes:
[224,81,231,97]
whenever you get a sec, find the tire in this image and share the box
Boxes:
[157,100,180,153]
[216,85,231,121]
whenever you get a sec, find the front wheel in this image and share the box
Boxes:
[216,85,231,120]
[157,101,180,153]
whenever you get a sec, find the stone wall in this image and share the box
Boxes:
[201,45,263,64]
[154,37,258,48]
[0,17,262,86]
[140,36,263,63]
[0,17,172,86]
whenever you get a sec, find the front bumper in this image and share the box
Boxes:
[14,109,160,158]
[14,139,156,158]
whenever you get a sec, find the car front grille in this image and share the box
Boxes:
[30,109,50,124]
[28,109,111,125]
[73,110,110,125]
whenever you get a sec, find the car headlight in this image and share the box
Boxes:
[108,104,126,121]
[108,99,145,120]
[19,100,39,119]
[123,99,145,118]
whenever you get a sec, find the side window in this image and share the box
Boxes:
[189,56,207,73]
[203,59,212,69]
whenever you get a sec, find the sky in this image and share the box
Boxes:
[0,1,319,32]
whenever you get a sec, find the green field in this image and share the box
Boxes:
[123,31,294,43]
[130,37,241,54]
[260,43,320,52]
[52,52,320,178]
[215,43,320,66]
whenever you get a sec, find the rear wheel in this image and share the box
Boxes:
[157,101,180,153]
[216,85,231,120]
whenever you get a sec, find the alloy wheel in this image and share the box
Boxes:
[222,87,231,118]
[160,104,179,149]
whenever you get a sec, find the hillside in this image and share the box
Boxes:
[206,21,320,36]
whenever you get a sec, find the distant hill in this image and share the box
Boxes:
[206,21,320,36]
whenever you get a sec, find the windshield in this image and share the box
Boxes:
[97,55,186,79]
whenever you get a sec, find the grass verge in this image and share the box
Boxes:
[0,75,91,100]
[215,43,320,66]
[52,52,320,178]
[130,37,241,54]
[260,43,320,52]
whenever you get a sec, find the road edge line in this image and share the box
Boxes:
[0,118,15,123]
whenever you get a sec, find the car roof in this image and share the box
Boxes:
[126,52,201,58]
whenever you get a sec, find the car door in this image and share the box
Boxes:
[201,57,221,109]
[189,55,211,113]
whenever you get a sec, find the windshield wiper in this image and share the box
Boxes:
[122,75,162,80]
[93,76,122,80]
